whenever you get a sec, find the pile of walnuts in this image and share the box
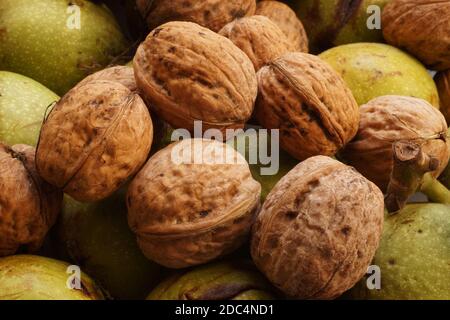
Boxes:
[1,0,449,301]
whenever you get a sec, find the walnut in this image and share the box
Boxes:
[382,0,450,71]
[136,0,256,32]
[76,66,137,92]
[219,15,295,71]
[255,52,359,161]
[436,70,450,124]
[0,144,62,257]
[127,139,261,269]
[340,95,449,192]
[134,21,257,135]
[36,80,153,202]
[251,156,384,299]
[255,0,309,52]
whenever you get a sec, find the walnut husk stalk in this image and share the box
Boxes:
[36,80,153,202]
[0,144,62,256]
[340,95,449,192]
[255,0,309,52]
[136,0,256,32]
[251,156,385,299]
[385,141,440,213]
[421,173,450,205]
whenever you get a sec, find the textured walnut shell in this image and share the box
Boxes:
[255,52,359,161]
[340,95,449,192]
[134,21,257,134]
[436,70,450,124]
[136,0,256,32]
[127,139,261,269]
[76,66,137,92]
[251,156,384,299]
[382,0,450,71]
[219,15,295,71]
[0,144,62,257]
[36,80,153,202]
[256,1,309,52]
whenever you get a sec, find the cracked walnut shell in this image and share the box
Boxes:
[255,1,309,52]
[255,52,359,161]
[382,0,450,71]
[340,95,449,192]
[127,139,261,269]
[134,21,257,135]
[0,144,62,257]
[219,15,295,71]
[136,0,256,32]
[251,156,385,299]
[36,80,153,202]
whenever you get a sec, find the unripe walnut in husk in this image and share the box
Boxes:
[340,96,449,192]
[436,70,450,124]
[76,66,137,92]
[136,0,256,32]
[0,144,62,257]
[255,52,359,161]
[251,156,384,299]
[147,261,274,300]
[219,16,295,71]
[134,21,257,135]
[127,139,261,269]
[382,0,450,71]
[36,80,153,202]
[255,1,309,52]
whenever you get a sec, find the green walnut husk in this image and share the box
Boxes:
[349,204,450,300]
[228,128,299,201]
[55,191,162,300]
[319,43,439,107]
[0,255,105,300]
[0,71,59,146]
[293,0,391,53]
[0,0,129,95]
[147,261,275,300]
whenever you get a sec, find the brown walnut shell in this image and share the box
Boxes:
[382,0,450,71]
[36,80,153,202]
[127,138,261,269]
[255,52,359,161]
[436,70,450,124]
[340,95,449,192]
[255,0,309,52]
[136,0,256,32]
[134,21,257,135]
[0,144,62,257]
[76,66,137,92]
[219,15,295,71]
[251,156,384,299]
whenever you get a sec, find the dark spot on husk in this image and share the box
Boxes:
[198,283,255,300]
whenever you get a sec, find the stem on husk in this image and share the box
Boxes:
[385,141,440,214]
[420,173,450,205]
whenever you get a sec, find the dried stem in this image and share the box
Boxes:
[385,141,440,214]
